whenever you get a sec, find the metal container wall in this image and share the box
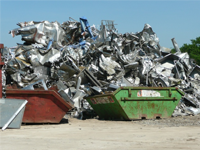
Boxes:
[0,99,26,129]
[6,90,73,123]
[86,87,184,120]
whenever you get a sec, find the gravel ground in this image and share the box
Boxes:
[1,116,200,150]
[135,114,200,127]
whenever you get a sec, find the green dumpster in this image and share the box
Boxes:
[86,87,184,120]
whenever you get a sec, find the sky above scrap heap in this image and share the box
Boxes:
[0,0,200,49]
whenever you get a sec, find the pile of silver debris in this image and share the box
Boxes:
[2,17,200,118]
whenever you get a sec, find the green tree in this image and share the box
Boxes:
[170,48,176,54]
[180,37,200,65]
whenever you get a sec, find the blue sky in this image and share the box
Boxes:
[0,0,200,49]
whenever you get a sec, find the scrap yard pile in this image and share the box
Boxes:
[2,17,200,118]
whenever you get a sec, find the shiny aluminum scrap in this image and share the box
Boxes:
[2,16,200,118]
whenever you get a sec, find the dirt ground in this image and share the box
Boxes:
[1,115,200,150]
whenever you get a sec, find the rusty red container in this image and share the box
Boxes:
[6,90,73,123]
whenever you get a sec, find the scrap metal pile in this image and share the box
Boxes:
[2,17,200,118]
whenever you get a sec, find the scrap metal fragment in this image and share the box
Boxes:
[83,69,102,87]
[171,38,181,53]
[22,79,48,90]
